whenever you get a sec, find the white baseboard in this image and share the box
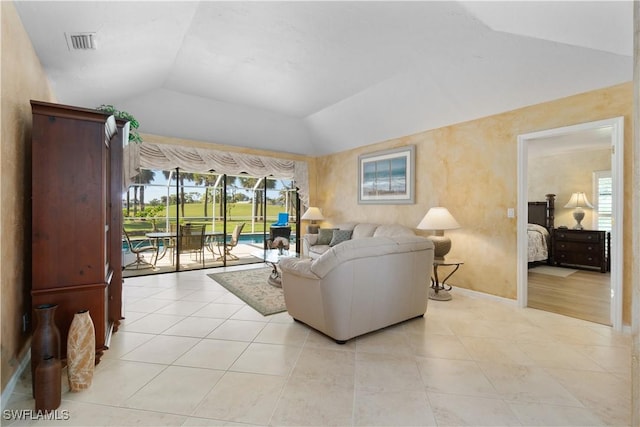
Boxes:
[1,349,30,410]
[454,286,518,306]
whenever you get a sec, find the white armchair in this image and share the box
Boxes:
[280,235,434,343]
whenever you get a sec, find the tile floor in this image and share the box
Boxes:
[5,265,632,426]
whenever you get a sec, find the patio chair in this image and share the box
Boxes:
[163,223,178,264]
[215,223,245,261]
[123,229,158,269]
[271,212,289,227]
[175,224,206,267]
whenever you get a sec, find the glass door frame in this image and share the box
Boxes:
[123,168,300,275]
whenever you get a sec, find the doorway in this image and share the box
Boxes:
[516,117,624,331]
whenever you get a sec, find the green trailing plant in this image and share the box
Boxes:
[96,104,143,143]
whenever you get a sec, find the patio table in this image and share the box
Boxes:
[146,230,223,261]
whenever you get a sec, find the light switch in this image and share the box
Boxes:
[507,208,515,218]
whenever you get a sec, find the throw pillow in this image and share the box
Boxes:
[317,228,337,245]
[329,229,352,247]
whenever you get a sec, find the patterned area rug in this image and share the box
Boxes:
[207,268,286,316]
[529,265,578,277]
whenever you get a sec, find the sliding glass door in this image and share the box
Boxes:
[122,168,298,277]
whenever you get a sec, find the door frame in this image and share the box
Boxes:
[516,117,624,331]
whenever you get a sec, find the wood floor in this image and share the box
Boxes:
[527,267,611,325]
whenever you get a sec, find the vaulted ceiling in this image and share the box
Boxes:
[14,1,633,156]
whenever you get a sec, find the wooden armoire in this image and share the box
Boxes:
[31,100,124,362]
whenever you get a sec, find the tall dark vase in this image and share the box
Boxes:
[31,304,61,398]
[34,356,61,411]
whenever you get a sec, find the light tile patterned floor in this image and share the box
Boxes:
[5,265,632,426]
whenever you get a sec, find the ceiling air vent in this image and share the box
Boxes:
[65,32,97,50]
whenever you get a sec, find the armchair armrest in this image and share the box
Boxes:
[303,234,318,245]
[279,258,318,280]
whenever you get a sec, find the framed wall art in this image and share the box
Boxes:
[358,145,415,204]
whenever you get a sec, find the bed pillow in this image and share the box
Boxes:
[329,229,353,247]
[317,228,337,245]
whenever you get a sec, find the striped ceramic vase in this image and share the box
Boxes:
[66,310,95,391]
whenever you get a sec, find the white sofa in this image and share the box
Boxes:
[302,222,417,259]
[279,230,434,343]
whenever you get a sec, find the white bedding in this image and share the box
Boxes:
[528,223,549,262]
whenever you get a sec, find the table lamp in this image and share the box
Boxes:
[301,207,324,234]
[564,192,593,230]
[417,207,461,260]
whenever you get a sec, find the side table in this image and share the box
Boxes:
[251,249,300,288]
[430,258,463,301]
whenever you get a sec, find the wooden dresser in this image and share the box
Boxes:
[552,228,609,273]
[31,100,124,362]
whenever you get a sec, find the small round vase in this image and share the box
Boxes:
[67,309,95,391]
[34,356,61,411]
[31,304,61,397]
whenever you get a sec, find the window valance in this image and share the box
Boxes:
[123,142,309,207]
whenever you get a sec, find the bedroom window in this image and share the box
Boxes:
[593,170,612,232]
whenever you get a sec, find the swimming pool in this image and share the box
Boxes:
[237,233,296,244]
[123,232,296,251]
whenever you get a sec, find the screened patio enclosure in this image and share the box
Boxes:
[122,168,299,277]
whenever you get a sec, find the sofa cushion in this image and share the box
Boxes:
[373,224,415,238]
[335,223,357,231]
[329,229,352,246]
[317,228,337,245]
[351,223,379,239]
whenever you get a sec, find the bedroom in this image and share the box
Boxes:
[526,125,614,326]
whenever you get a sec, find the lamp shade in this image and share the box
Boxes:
[301,207,324,221]
[417,207,460,231]
[564,192,593,209]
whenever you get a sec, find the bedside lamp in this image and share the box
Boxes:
[417,207,461,260]
[564,192,593,230]
[301,207,324,234]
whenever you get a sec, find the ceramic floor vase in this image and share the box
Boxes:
[67,309,95,391]
[34,356,61,411]
[31,304,61,397]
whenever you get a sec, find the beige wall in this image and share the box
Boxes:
[315,82,633,325]
[1,2,55,391]
[529,149,611,228]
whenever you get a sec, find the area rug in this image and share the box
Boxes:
[529,265,578,278]
[207,268,286,316]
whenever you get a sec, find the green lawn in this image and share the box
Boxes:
[124,202,296,235]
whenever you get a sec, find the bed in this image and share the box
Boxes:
[527,194,555,264]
